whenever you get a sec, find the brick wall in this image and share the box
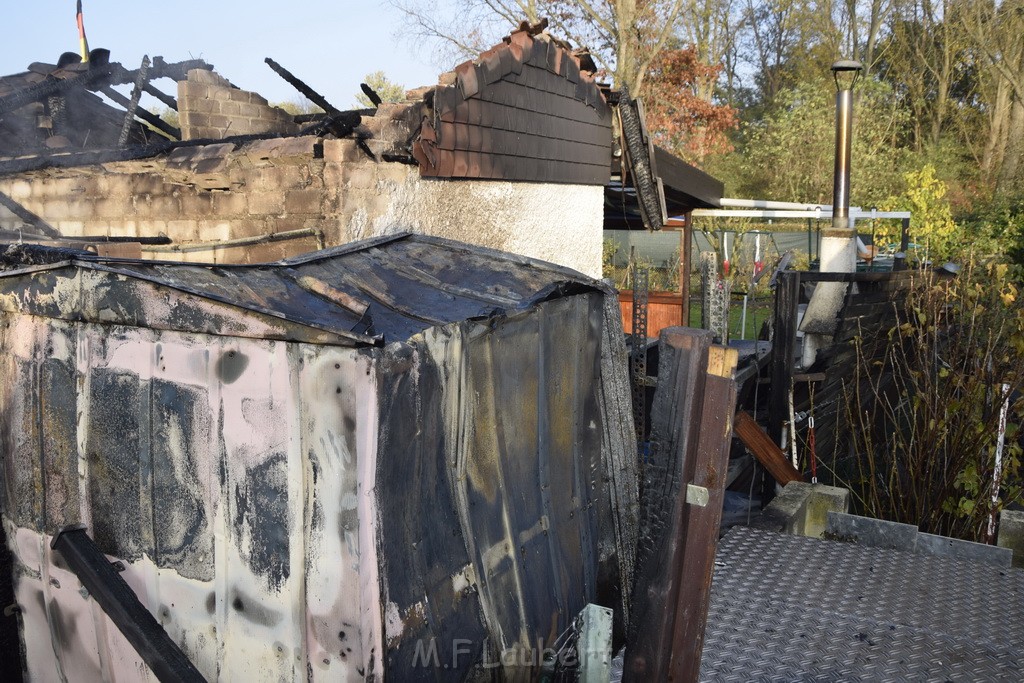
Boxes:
[177,69,299,141]
[0,137,604,275]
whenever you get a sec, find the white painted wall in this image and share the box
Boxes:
[347,168,605,279]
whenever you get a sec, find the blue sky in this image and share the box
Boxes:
[1,2,450,109]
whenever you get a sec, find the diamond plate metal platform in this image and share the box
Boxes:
[700,526,1024,682]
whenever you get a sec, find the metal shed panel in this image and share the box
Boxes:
[0,315,380,681]
[374,292,610,677]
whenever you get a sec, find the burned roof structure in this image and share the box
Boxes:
[0,232,641,680]
[604,92,723,231]
[0,51,209,155]
[0,21,718,276]
[412,28,611,184]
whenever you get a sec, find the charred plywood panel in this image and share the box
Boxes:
[375,341,488,679]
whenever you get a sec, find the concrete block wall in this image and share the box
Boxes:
[177,69,299,141]
[0,136,605,275]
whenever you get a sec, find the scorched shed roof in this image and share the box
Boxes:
[0,232,604,346]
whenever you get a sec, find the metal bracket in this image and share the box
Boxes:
[577,603,614,682]
[686,484,710,507]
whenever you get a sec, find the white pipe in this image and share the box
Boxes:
[788,386,798,469]
[691,208,911,219]
[719,197,836,211]
[741,295,748,339]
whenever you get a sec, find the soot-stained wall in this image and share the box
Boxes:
[0,137,604,276]
[0,288,626,680]
[0,314,381,681]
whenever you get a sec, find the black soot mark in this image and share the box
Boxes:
[215,349,249,384]
[230,588,283,628]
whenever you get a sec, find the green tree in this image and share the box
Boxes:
[272,98,325,116]
[881,164,960,259]
[355,71,407,108]
[736,76,911,206]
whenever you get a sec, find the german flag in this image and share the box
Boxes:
[77,0,90,62]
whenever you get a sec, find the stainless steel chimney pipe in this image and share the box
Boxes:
[830,59,862,234]
[799,59,864,368]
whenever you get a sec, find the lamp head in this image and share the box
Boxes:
[832,59,863,90]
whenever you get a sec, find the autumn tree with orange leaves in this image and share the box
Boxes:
[644,47,737,166]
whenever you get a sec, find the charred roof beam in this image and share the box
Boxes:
[98,85,180,140]
[142,82,178,111]
[0,62,114,119]
[0,191,60,238]
[0,57,211,122]
[118,56,151,147]
[264,57,339,116]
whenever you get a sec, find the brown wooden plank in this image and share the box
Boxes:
[623,327,712,681]
[668,346,740,682]
[734,410,803,486]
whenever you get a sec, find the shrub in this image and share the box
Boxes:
[836,261,1024,542]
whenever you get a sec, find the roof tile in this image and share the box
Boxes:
[438,150,455,177]
[456,61,479,99]
[549,46,562,76]
[452,150,469,177]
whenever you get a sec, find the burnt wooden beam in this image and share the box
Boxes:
[766,269,800,505]
[769,270,800,447]
[98,86,180,140]
[118,56,151,148]
[300,109,362,138]
[0,130,290,176]
[0,191,60,238]
[799,270,917,283]
[51,526,205,682]
[360,83,382,107]
[624,327,713,681]
[734,410,803,485]
[143,82,178,110]
[264,57,339,115]
[109,57,214,86]
[668,345,739,682]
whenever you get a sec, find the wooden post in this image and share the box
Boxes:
[681,211,692,326]
[669,346,739,682]
[769,270,800,447]
[623,327,713,682]
[765,270,800,505]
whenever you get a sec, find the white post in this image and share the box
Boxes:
[989,383,1011,540]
